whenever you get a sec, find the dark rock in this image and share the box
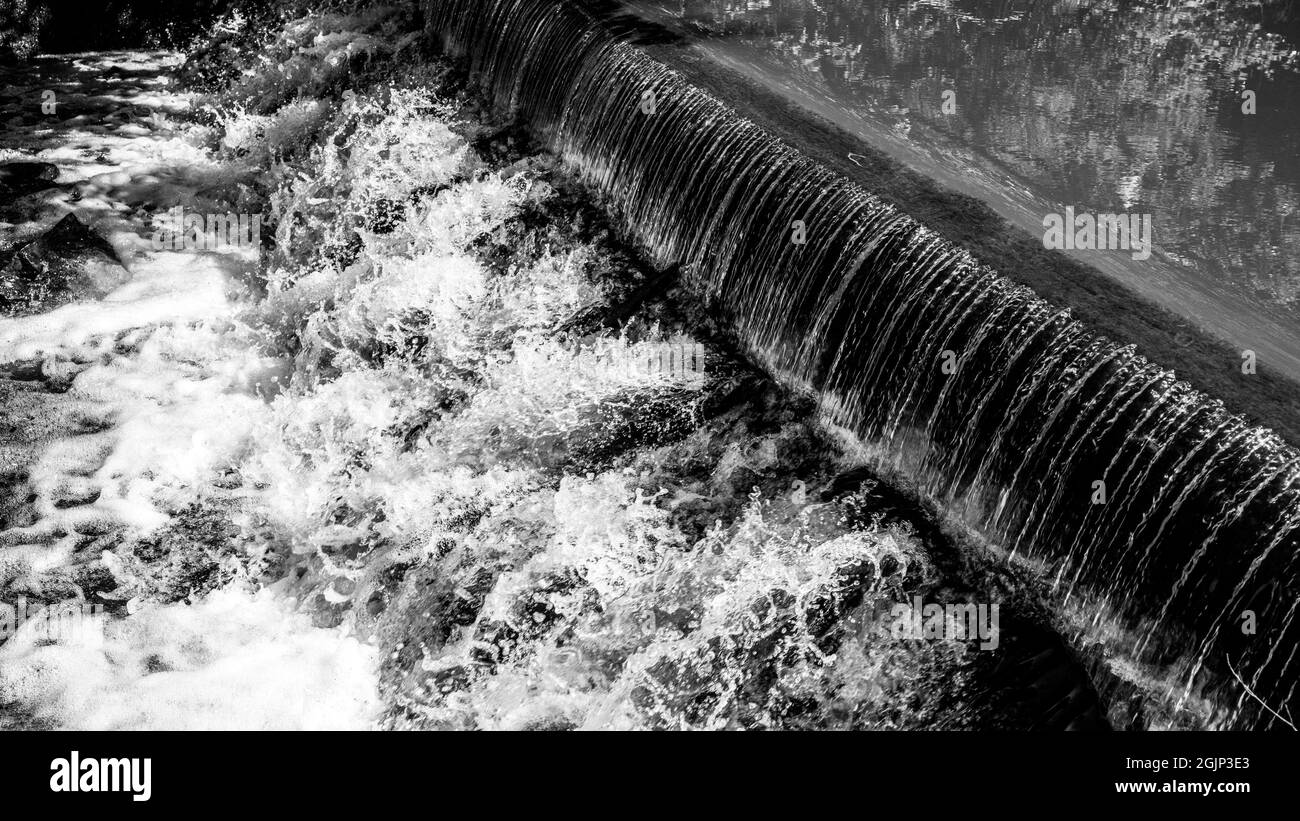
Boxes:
[51,486,102,508]
[0,161,59,198]
[0,213,128,316]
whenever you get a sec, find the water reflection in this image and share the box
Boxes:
[668,0,1300,318]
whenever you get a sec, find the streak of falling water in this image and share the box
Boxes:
[423,0,1300,729]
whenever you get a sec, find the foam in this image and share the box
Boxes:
[0,587,379,730]
[0,50,380,732]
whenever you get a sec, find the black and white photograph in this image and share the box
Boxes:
[0,0,1296,804]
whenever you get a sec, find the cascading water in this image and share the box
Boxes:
[423,0,1300,729]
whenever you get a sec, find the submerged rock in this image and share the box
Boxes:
[0,161,58,198]
[0,213,128,316]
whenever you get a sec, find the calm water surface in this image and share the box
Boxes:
[648,0,1300,320]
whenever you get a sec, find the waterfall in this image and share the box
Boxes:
[422,0,1300,729]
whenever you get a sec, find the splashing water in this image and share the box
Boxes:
[422,0,1300,728]
[1,2,1273,731]
[217,71,996,729]
[0,586,379,730]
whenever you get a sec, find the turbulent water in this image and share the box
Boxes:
[0,0,1294,731]
[5,11,1079,731]
[0,48,389,729]
[424,0,1300,729]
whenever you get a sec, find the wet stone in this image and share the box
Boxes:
[0,161,58,198]
[0,213,129,316]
